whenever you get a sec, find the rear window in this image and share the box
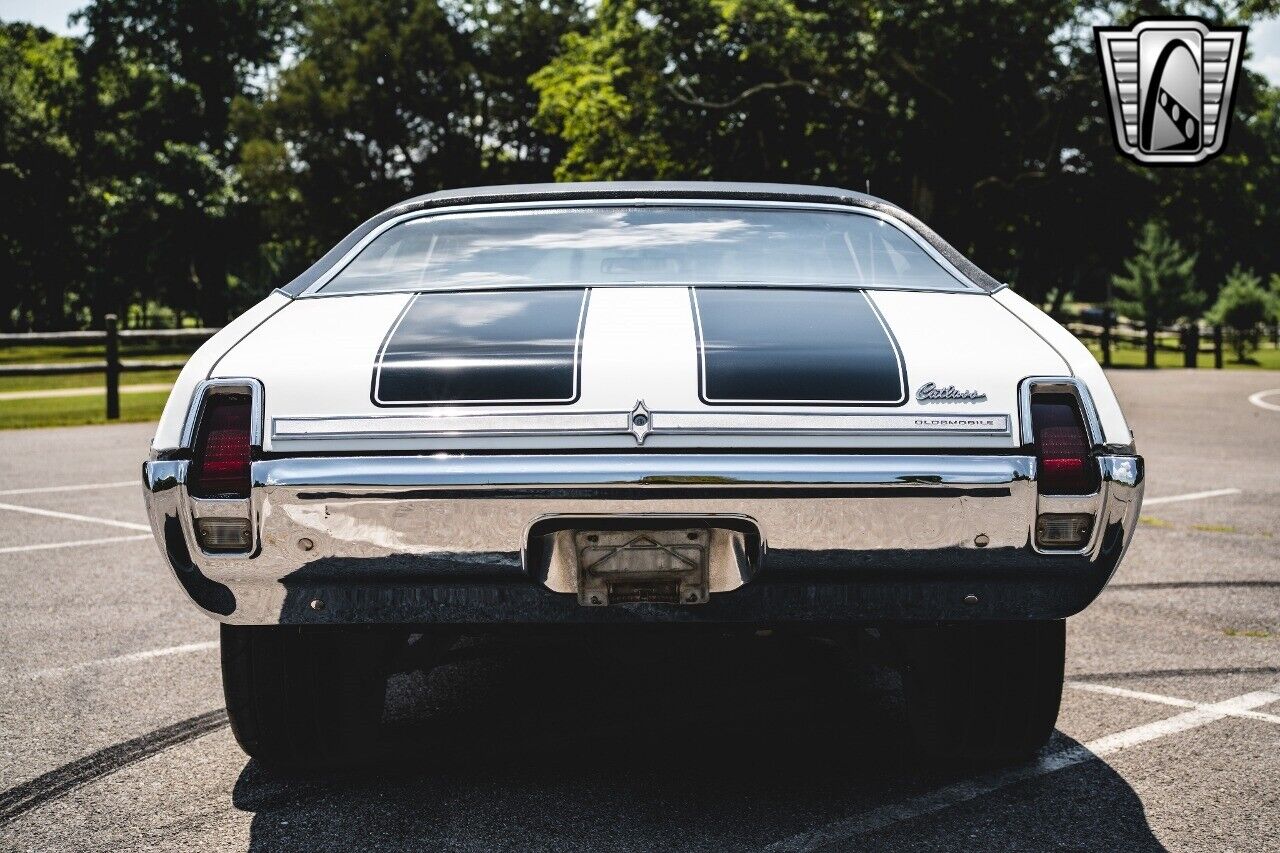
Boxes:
[318,205,972,294]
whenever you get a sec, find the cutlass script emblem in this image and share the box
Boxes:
[916,382,987,403]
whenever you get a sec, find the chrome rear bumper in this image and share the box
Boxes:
[142,452,1143,625]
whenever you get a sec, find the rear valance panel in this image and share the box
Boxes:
[373,289,588,406]
[691,288,906,405]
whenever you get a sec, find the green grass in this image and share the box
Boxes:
[1082,340,1280,370]
[0,390,170,430]
[0,368,180,393]
[0,342,196,364]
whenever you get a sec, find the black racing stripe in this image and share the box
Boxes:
[691,288,906,406]
[374,289,588,406]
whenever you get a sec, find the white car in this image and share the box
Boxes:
[142,182,1144,769]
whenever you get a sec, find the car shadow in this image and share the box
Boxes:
[232,632,1166,851]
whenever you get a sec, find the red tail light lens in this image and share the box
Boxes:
[189,395,252,498]
[1031,394,1098,495]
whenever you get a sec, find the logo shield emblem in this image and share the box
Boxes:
[1095,18,1247,165]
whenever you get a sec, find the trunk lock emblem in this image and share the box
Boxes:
[629,400,653,444]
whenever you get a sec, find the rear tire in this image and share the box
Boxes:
[220,624,393,772]
[895,620,1065,764]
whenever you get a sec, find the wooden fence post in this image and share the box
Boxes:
[1182,324,1198,368]
[1101,318,1112,367]
[105,314,120,420]
[1213,325,1224,369]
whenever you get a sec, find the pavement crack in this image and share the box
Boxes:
[0,709,228,828]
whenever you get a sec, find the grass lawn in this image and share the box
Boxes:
[1083,340,1280,370]
[0,343,195,364]
[0,390,170,430]
[0,368,180,393]
[0,341,185,428]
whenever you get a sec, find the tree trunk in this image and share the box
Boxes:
[1145,325,1157,369]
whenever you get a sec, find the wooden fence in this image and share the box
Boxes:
[0,315,218,419]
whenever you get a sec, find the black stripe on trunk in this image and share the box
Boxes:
[373,289,588,406]
[691,288,906,406]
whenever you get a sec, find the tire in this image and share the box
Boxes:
[220,624,393,772]
[895,620,1065,764]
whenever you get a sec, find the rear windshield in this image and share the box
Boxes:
[317,205,972,294]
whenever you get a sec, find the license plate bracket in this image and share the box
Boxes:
[575,528,710,606]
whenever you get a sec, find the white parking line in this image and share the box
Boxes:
[1248,388,1280,412]
[0,534,152,555]
[0,480,135,497]
[27,641,219,680]
[1143,488,1241,506]
[0,501,150,532]
[1066,680,1280,725]
[762,682,1280,851]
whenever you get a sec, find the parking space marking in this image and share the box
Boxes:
[762,682,1280,852]
[27,641,218,680]
[1066,681,1280,725]
[0,501,150,532]
[1248,388,1280,412]
[0,480,135,497]
[1143,488,1240,506]
[0,534,151,555]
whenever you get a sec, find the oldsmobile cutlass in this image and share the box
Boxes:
[142,182,1143,769]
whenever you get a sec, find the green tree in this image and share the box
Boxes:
[234,0,583,288]
[74,0,296,324]
[531,1,1280,307]
[1110,220,1201,369]
[1209,266,1273,362]
[0,23,84,330]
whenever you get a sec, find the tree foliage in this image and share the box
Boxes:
[1,0,1279,330]
[1209,265,1275,360]
[1111,220,1202,367]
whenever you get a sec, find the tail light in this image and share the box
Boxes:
[1030,393,1098,495]
[189,394,252,499]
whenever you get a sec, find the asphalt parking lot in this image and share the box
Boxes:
[1,369,1277,852]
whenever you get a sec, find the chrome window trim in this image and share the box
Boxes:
[179,377,266,450]
[297,199,981,298]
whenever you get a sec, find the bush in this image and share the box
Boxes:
[1209,267,1275,361]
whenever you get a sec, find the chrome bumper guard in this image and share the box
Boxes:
[142,452,1143,625]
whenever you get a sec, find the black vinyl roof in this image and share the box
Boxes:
[278,181,1003,296]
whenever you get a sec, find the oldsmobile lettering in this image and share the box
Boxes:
[916,382,987,403]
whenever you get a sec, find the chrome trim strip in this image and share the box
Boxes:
[179,378,266,450]
[297,199,980,298]
[252,453,1036,490]
[651,411,1009,436]
[269,410,1012,443]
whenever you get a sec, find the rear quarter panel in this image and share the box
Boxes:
[992,288,1133,448]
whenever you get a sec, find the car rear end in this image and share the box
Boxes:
[141,185,1143,768]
